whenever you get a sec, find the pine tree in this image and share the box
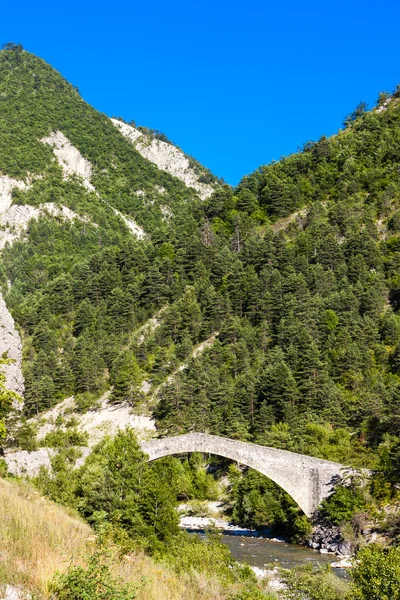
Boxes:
[110,352,143,406]
[257,358,299,420]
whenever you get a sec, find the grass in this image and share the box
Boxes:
[0,477,276,600]
[0,478,91,595]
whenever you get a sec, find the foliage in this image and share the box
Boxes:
[164,532,236,580]
[4,47,400,536]
[35,448,81,506]
[230,587,277,600]
[35,430,180,553]
[230,467,290,528]
[282,564,349,600]
[6,416,38,451]
[320,476,368,525]
[350,544,400,599]
[51,546,137,600]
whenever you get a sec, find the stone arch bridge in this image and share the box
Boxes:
[141,433,346,517]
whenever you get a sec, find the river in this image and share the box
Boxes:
[194,532,350,579]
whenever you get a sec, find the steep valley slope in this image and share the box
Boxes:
[1,44,400,489]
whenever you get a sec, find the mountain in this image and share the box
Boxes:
[1,43,400,480]
[0,44,221,416]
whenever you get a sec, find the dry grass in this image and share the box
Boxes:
[119,553,228,600]
[0,478,242,600]
[0,478,92,595]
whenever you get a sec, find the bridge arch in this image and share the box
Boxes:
[141,433,344,517]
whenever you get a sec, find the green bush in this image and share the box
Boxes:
[320,479,367,525]
[42,427,89,448]
[6,417,38,451]
[0,458,9,477]
[350,544,400,599]
[51,547,136,600]
[290,513,313,543]
[230,587,277,600]
[282,564,349,600]
[164,531,254,584]
[75,392,101,413]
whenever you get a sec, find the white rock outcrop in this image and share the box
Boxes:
[0,293,24,397]
[110,206,146,239]
[0,176,29,213]
[41,131,95,191]
[77,397,155,446]
[0,584,31,600]
[4,448,54,477]
[0,202,91,250]
[0,174,94,250]
[111,119,214,200]
[41,132,146,239]
[376,97,392,113]
[4,446,91,477]
[5,393,156,476]
[36,392,155,447]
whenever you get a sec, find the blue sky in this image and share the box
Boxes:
[1,0,400,185]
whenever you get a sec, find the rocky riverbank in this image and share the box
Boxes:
[178,503,357,574]
[179,514,285,540]
[308,522,352,556]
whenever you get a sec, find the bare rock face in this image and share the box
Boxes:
[0,203,92,250]
[0,293,24,398]
[0,174,94,250]
[111,119,215,200]
[41,130,95,191]
[40,131,146,239]
[5,392,156,477]
[36,392,156,447]
[0,176,29,213]
[4,448,53,477]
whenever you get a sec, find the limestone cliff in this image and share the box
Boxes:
[111,119,215,200]
[0,293,24,397]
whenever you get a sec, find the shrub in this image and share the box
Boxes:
[51,547,137,600]
[42,427,89,448]
[230,587,277,599]
[320,478,367,525]
[350,544,400,599]
[164,531,252,584]
[282,564,349,600]
[290,513,313,543]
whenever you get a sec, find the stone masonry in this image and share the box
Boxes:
[142,433,345,516]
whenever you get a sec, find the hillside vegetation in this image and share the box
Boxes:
[2,46,400,459]
[0,478,91,594]
[0,455,278,600]
[2,44,400,588]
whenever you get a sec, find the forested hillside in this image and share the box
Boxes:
[154,90,400,471]
[1,43,400,484]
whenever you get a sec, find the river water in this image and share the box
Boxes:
[195,532,349,579]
